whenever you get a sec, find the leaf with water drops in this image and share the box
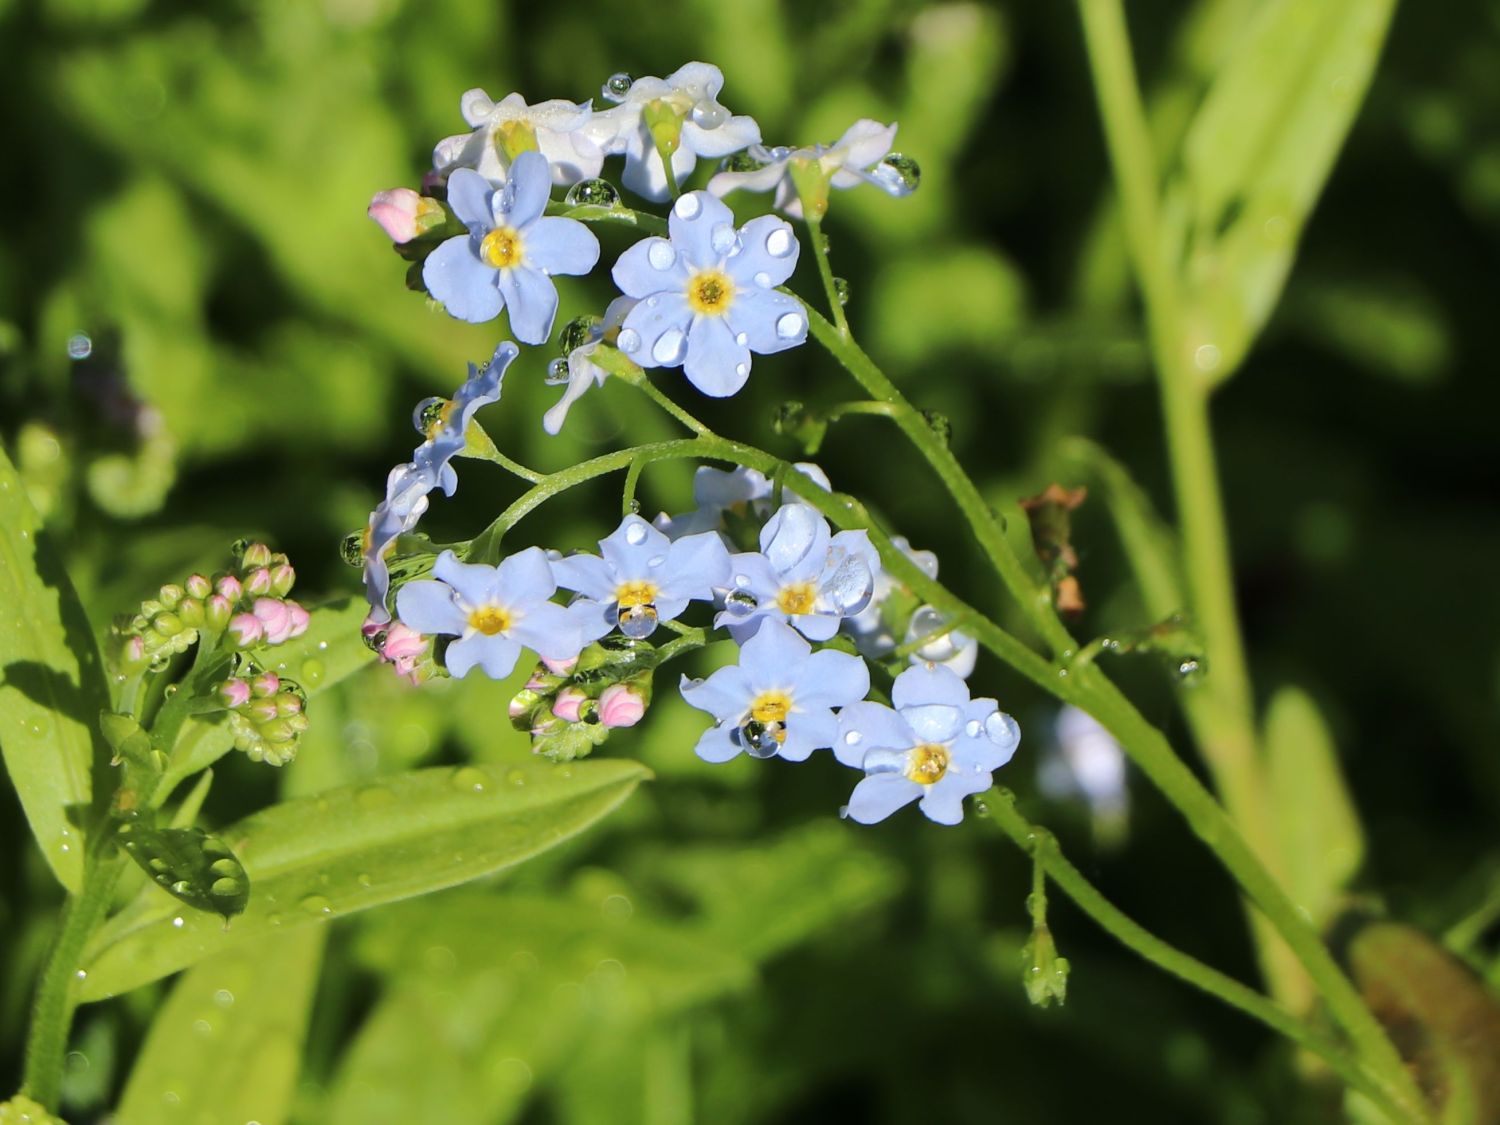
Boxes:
[0,442,107,892]
[77,756,650,1000]
[115,927,325,1125]
[116,821,251,920]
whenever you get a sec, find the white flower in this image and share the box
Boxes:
[585,62,761,202]
[433,90,606,187]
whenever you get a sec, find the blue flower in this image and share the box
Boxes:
[611,191,807,397]
[543,296,637,436]
[551,514,731,641]
[655,462,831,539]
[681,618,869,763]
[836,664,1020,826]
[361,459,440,625]
[844,536,978,679]
[433,90,605,187]
[717,502,879,642]
[413,341,515,495]
[395,549,583,679]
[423,151,600,343]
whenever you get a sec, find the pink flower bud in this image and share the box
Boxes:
[218,678,252,709]
[283,600,310,640]
[241,543,273,569]
[244,568,273,597]
[186,574,212,599]
[269,563,296,597]
[251,670,281,697]
[598,684,646,729]
[381,622,425,662]
[215,575,243,601]
[551,687,587,724]
[252,597,295,645]
[276,693,304,718]
[206,594,233,629]
[542,656,579,675]
[178,599,206,628]
[122,635,147,667]
[368,188,423,243]
[227,613,264,648]
[508,695,531,720]
[248,700,280,723]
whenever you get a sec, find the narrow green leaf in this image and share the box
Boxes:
[0,443,107,891]
[1263,687,1365,926]
[78,757,649,1000]
[115,927,325,1125]
[116,822,251,921]
[1172,0,1398,375]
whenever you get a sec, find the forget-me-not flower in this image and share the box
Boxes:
[412,341,515,495]
[396,549,583,679]
[361,459,439,625]
[707,119,914,219]
[543,296,637,436]
[681,618,869,763]
[718,502,879,643]
[551,514,731,641]
[434,90,606,186]
[655,463,832,540]
[836,664,1020,825]
[585,63,760,202]
[424,151,600,343]
[611,191,807,397]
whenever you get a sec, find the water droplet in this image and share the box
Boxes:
[213,988,234,1007]
[724,589,757,615]
[739,719,784,758]
[624,520,648,545]
[734,361,748,377]
[192,1018,213,1037]
[602,72,633,102]
[210,877,241,899]
[691,100,728,129]
[709,222,739,256]
[984,711,1020,749]
[357,872,374,888]
[67,332,93,359]
[545,356,572,385]
[507,768,527,786]
[775,312,805,339]
[74,968,88,980]
[1194,344,1222,373]
[171,916,185,928]
[647,241,677,270]
[564,178,619,208]
[559,314,601,354]
[965,719,982,738]
[878,152,921,193]
[300,659,325,688]
[843,730,863,746]
[412,396,446,435]
[652,327,687,365]
[764,227,794,258]
[267,912,283,927]
[451,765,489,794]
[734,331,749,346]
[752,270,772,289]
[833,276,851,306]
[673,194,702,221]
[720,150,766,174]
[617,603,659,639]
[1176,658,1205,682]
[617,327,642,354]
[339,531,364,567]
[299,894,332,916]
[170,879,192,895]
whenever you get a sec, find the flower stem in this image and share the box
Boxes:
[803,216,849,337]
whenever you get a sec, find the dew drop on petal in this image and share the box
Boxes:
[734,331,748,346]
[964,719,982,738]
[710,223,738,256]
[563,178,619,208]
[545,357,571,385]
[674,194,702,221]
[735,362,748,377]
[624,521,649,545]
[984,711,1021,750]
[617,328,642,354]
[753,270,772,289]
[647,241,677,270]
[652,327,687,365]
[843,730,863,746]
[765,227,794,258]
[691,100,729,129]
[775,312,805,339]
[603,72,633,103]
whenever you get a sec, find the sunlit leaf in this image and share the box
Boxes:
[78,757,649,1000]
[115,928,325,1125]
[0,443,106,891]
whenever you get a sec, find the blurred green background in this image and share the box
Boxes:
[2,0,1499,1121]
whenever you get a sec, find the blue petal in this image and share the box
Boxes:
[526,217,600,277]
[724,288,807,356]
[902,703,964,745]
[566,597,614,644]
[423,236,502,324]
[497,266,560,345]
[551,552,616,600]
[845,774,922,824]
[659,531,732,601]
[788,613,840,642]
[917,779,969,826]
[760,503,829,577]
[682,113,761,158]
[684,316,751,397]
[724,215,800,289]
[613,236,690,297]
[623,142,697,203]
[835,702,914,768]
[892,664,972,711]
[668,191,737,268]
[693,465,768,510]
[798,648,870,711]
[433,550,504,609]
[508,600,584,662]
[738,619,809,691]
[599,514,671,575]
[496,150,552,227]
[724,550,781,600]
[394,578,467,637]
[446,632,522,680]
[781,708,836,761]
[618,293,693,369]
[680,665,751,723]
[495,546,557,605]
[446,168,495,229]
[693,722,742,764]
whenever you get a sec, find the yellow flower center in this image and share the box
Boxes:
[481,226,525,269]
[906,743,951,785]
[468,606,511,636]
[749,690,792,725]
[615,579,660,609]
[687,269,734,316]
[776,582,817,615]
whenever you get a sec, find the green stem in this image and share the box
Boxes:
[622,457,647,516]
[983,788,1414,1124]
[804,216,849,337]
[632,375,711,436]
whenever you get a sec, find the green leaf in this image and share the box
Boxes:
[77,757,649,1000]
[1263,687,1365,926]
[116,822,250,921]
[115,927,325,1125]
[1171,0,1398,376]
[0,443,107,891]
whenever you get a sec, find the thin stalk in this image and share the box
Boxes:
[804,216,850,336]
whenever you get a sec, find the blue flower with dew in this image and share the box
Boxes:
[655,462,831,540]
[585,62,761,202]
[396,549,584,679]
[361,459,439,625]
[718,502,879,643]
[837,664,1020,826]
[611,191,807,397]
[681,618,869,763]
[551,514,731,641]
[423,151,600,343]
[412,341,515,495]
[433,89,605,187]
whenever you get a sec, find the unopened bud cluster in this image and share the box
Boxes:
[218,667,309,766]
[508,639,652,762]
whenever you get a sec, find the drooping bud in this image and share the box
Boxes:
[598,683,646,728]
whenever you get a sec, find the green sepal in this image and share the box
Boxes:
[642,99,684,159]
[787,157,833,221]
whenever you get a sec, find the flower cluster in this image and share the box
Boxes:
[217,668,309,766]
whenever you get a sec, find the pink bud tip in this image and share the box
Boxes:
[228,613,264,647]
[381,622,425,662]
[251,671,281,697]
[508,696,530,720]
[186,574,212,599]
[218,678,252,708]
[284,600,311,639]
[244,568,273,597]
[599,684,646,728]
[241,543,273,568]
[368,188,423,243]
[269,563,296,597]
[215,575,243,601]
[542,656,579,675]
[123,636,146,663]
[551,687,587,724]
[252,597,296,645]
